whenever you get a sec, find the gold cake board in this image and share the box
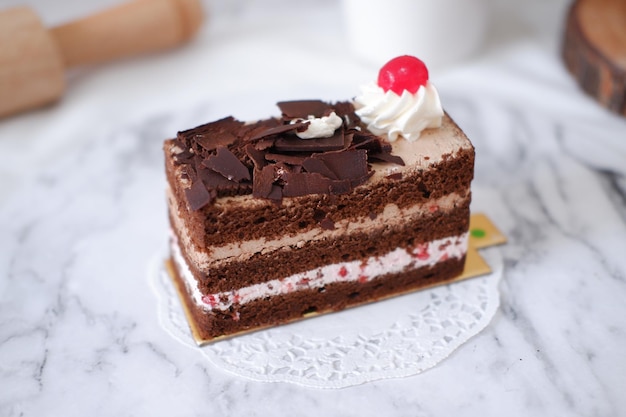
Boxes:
[166,213,506,346]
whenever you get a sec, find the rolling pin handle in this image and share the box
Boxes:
[51,0,205,68]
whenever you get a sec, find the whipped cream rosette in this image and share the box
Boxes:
[354,55,444,141]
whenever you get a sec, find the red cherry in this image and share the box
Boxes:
[377,55,429,95]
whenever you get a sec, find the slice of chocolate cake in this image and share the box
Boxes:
[164,56,475,343]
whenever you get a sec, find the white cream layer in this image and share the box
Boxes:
[171,231,468,312]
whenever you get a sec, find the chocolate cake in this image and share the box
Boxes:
[165,56,475,343]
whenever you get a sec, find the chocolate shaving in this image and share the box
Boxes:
[172,148,194,165]
[267,184,283,201]
[349,136,378,150]
[311,149,369,180]
[274,162,294,177]
[329,179,353,194]
[202,147,251,182]
[333,102,360,128]
[265,153,307,166]
[273,129,345,152]
[197,165,241,190]
[241,119,279,141]
[253,165,278,199]
[349,132,392,153]
[342,132,354,149]
[370,152,406,166]
[302,158,338,180]
[185,180,213,211]
[244,144,267,169]
[178,116,242,152]
[197,131,238,152]
[171,138,194,165]
[277,100,331,118]
[249,121,309,141]
[254,137,276,150]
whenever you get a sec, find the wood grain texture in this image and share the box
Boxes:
[51,0,204,67]
[562,0,626,117]
[0,7,65,117]
[0,0,204,118]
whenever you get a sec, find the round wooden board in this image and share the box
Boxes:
[562,0,626,117]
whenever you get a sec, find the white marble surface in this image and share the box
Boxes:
[1,0,626,415]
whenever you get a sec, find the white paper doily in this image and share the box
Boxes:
[149,247,503,389]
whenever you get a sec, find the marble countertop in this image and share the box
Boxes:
[1,0,626,415]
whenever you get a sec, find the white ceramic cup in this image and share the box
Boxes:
[342,0,489,69]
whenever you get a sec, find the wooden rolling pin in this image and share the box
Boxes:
[0,0,204,118]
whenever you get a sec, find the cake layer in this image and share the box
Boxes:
[173,200,470,293]
[163,113,474,249]
[169,245,466,341]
